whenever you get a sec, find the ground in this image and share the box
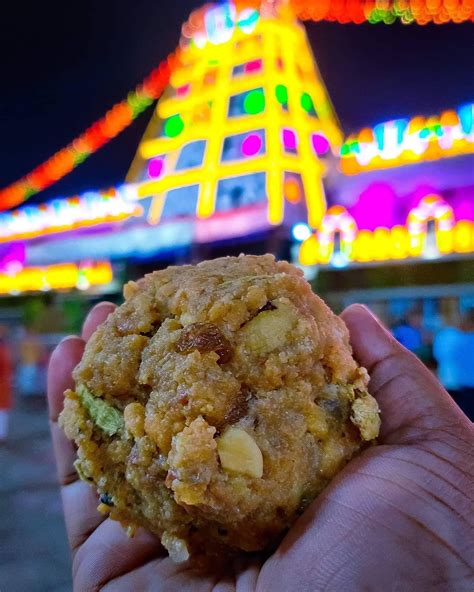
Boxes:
[0,397,71,592]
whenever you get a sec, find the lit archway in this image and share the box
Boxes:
[318,205,357,264]
[407,194,455,256]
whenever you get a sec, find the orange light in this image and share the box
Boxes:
[326,205,346,216]
[284,178,302,203]
[359,128,374,143]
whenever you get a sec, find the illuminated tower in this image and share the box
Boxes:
[127,1,342,230]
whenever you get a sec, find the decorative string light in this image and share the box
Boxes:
[0,51,180,211]
[290,0,474,25]
[0,187,142,243]
[341,104,474,174]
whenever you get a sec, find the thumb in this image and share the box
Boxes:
[341,304,468,445]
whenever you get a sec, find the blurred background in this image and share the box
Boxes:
[0,1,473,589]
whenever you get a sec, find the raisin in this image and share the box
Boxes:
[217,386,254,432]
[99,493,114,506]
[225,387,253,426]
[259,301,277,313]
[176,323,233,364]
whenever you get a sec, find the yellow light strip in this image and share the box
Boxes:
[197,33,235,219]
[299,221,474,266]
[158,75,268,119]
[263,23,284,225]
[138,151,324,200]
[139,157,268,199]
[144,115,270,159]
[0,261,113,295]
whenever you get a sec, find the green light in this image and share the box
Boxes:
[275,84,288,105]
[301,93,314,113]
[341,144,350,156]
[244,90,265,115]
[350,141,360,153]
[24,187,38,199]
[164,115,184,138]
[383,11,397,24]
[74,152,89,165]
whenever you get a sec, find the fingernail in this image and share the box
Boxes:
[93,301,115,307]
[353,304,386,327]
[59,335,81,345]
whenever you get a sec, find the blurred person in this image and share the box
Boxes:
[433,321,462,394]
[455,309,474,420]
[0,325,13,443]
[392,311,423,355]
[17,326,43,396]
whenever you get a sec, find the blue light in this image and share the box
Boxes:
[205,4,236,45]
[331,252,349,269]
[292,223,311,242]
[238,9,259,34]
[458,104,473,135]
[374,123,386,151]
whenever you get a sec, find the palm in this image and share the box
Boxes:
[48,304,474,592]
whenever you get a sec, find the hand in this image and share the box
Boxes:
[259,305,474,592]
[48,302,259,592]
[48,303,474,591]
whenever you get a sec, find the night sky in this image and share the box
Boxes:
[1,0,473,205]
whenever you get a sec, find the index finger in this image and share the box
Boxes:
[48,336,85,423]
[48,302,116,423]
[82,301,116,341]
[47,302,117,550]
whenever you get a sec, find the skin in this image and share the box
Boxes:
[48,303,474,592]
